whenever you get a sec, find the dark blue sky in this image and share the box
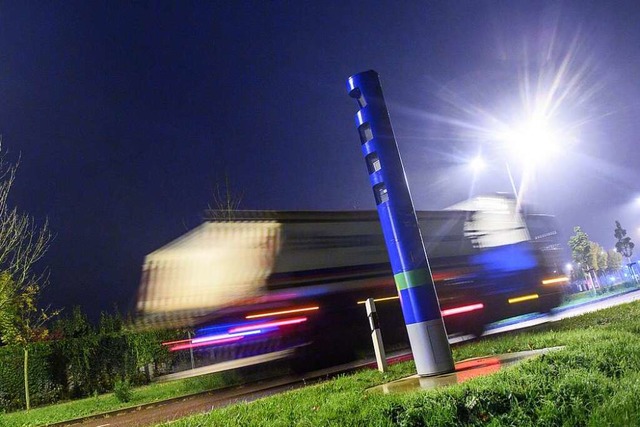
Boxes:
[1,1,639,318]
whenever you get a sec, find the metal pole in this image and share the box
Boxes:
[365,298,388,372]
[346,70,454,376]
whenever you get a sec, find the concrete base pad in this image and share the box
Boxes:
[368,346,564,394]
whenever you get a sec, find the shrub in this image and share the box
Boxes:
[113,378,133,403]
[0,306,185,412]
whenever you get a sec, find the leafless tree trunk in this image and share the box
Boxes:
[207,173,243,220]
[0,151,51,306]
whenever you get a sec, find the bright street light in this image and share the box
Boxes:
[483,113,569,208]
[469,156,486,172]
[496,115,562,164]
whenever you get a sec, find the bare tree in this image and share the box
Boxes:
[0,151,50,305]
[0,145,54,410]
[207,172,243,220]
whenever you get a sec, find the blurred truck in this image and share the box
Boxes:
[136,195,567,367]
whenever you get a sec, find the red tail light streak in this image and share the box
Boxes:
[441,303,484,317]
[161,338,192,347]
[163,317,310,352]
[356,297,485,318]
[169,336,244,351]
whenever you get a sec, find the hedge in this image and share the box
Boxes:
[0,328,180,412]
[0,342,59,411]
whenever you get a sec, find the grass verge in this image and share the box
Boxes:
[0,367,260,427]
[561,281,638,307]
[161,300,640,426]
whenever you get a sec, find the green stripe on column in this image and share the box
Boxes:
[393,268,431,291]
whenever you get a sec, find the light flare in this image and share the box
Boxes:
[406,21,602,206]
[245,306,319,319]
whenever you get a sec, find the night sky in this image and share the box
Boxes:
[1,1,639,319]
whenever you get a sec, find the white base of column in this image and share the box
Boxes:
[406,318,455,376]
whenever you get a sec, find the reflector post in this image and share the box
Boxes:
[365,298,388,372]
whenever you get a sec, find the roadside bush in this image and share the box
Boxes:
[0,323,183,412]
[113,378,133,403]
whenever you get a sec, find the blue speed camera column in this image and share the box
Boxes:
[346,70,454,376]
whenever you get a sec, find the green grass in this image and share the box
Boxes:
[0,369,243,427]
[560,281,638,307]
[161,300,640,426]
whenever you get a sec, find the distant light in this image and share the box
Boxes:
[508,293,539,304]
[441,303,484,317]
[565,263,573,271]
